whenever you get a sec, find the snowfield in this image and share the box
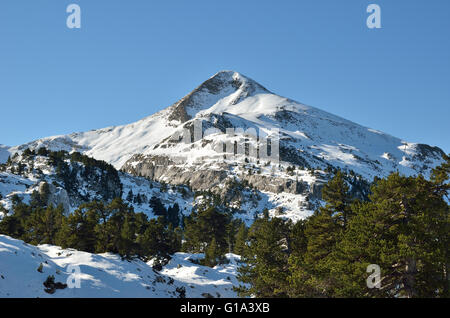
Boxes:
[0,234,240,298]
[4,71,445,180]
[0,71,446,298]
[1,70,445,228]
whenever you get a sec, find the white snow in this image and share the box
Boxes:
[0,234,240,298]
[6,71,443,181]
[1,71,445,222]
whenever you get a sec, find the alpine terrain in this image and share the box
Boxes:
[0,71,446,298]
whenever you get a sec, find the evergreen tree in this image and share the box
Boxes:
[126,189,134,202]
[203,238,220,267]
[149,196,167,216]
[321,170,352,228]
[233,223,248,256]
[235,214,291,297]
[118,213,138,259]
[56,204,99,252]
[167,203,180,228]
[182,206,230,254]
[287,208,341,297]
[137,216,181,268]
[332,172,449,297]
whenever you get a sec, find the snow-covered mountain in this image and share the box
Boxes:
[6,71,444,176]
[0,234,240,298]
[1,71,446,221]
[0,71,446,298]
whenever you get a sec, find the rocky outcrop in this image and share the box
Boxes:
[39,182,70,215]
[121,154,310,195]
[167,71,270,123]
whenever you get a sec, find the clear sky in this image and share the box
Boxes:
[1,0,449,152]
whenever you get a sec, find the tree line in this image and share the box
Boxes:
[235,155,449,298]
[0,149,448,297]
[0,195,246,269]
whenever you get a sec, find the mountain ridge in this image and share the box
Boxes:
[3,71,445,179]
[0,71,447,223]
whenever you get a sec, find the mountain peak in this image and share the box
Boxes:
[167,71,270,123]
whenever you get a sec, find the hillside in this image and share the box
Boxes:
[0,234,240,298]
[5,71,444,180]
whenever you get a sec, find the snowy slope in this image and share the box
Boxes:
[0,150,315,224]
[160,253,242,298]
[133,71,444,180]
[0,151,193,219]
[5,71,444,181]
[1,70,444,223]
[0,234,240,298]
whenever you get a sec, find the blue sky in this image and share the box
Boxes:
[1,0,449,152]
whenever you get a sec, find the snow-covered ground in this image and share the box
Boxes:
[0,71,445,298]
[161,253,242,298]
[0,234,240,298]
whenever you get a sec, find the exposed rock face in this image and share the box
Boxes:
[2,71,447,222]
[39,182,70,215]
[309,181,325,200]
[167,71,270,123]
[122,155,229,191]
[121,154,310,195]
[244,174,308,195]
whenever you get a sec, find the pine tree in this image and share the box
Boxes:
[116,214,136,259]
[332,172,449,297]
[137,216,181,266]
[204,238,220,267]
[182,206,230,254]
[167,203,180,228]
[235,214,291,297]
[233,223,248,256]
[287,208,341,297]
[56,205,99,252]
[283,172,351,297]
[149,196,167,216]
[126,189,134,202]
[321,170,352,228]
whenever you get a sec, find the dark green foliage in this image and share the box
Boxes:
[57,202,100,253]
[182,206,230,254]
[126,189,134,202]
[232,222,248,256]
[149,196,167,216]
[0,202,65,246]
[321,170,353,229]
[236,157,450,298]
[203,238,221,267]
[30,182,50,208]
[235,213,292,297]
[137,217,181,268]
[331,172,449,298]
[43,275,67,294]
[0,197,180,262]
[167,203,180,228]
